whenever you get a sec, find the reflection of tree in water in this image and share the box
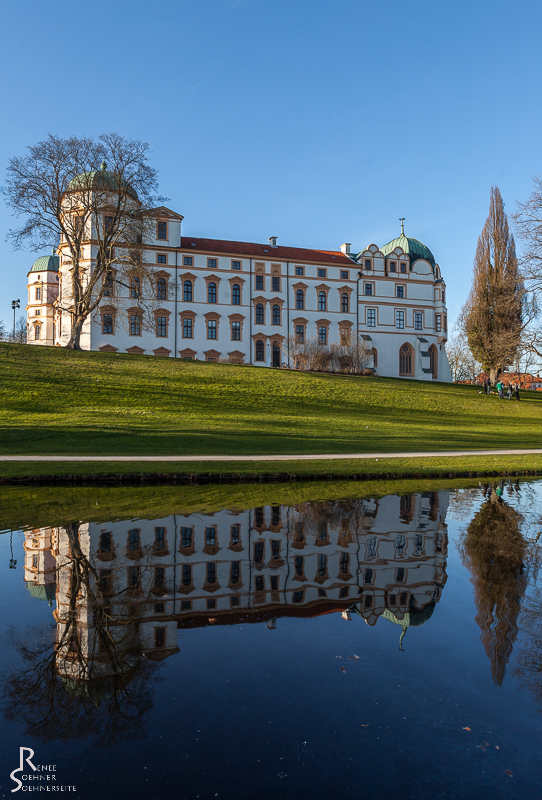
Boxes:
[1,524,159,746]
[460,490,527,686]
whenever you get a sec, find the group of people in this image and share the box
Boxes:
[483,378,521,400]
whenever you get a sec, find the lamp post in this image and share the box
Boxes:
[11,299,20,340]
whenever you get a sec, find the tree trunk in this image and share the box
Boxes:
[489,367,500,384]
[66,316,85,350]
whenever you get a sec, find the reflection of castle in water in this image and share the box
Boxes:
[24,492,449,675]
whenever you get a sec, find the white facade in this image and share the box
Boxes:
[24,492,449,677]
[27,195,452,380]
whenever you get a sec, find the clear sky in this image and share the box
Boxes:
[1,0,541,333]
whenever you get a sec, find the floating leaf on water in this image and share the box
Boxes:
[462,727,471,731]
[505,770,513,777]
[340,667,346,673]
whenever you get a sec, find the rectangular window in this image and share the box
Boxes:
[366,537,377,558]
[208,258,217,269]
[128,566,141,588]
[181,527,192,548]
[104,215,114,232]
[157,221,167,240]
[128,529,140,550]
[293,591,304,603]
[183,256,193,266]
[183,319,193,338]
[255,575,264,591]
[154,567,165,588]
[414,312,423,331]
[318,326,327,345]
[156,317,167,337]
[35,325,41,340]
[207,320,217,339]
[130,315,141,336]
[255,274,264,291]
[400,262,407,273]
[390,261,396,272]
[295,266,304,276]
[157,254,167,264]
[181,600,191,610]
[395,310,405,329]
[230,525,240,545]
[155,627,166,648]
[341,270,349,279]
[155,602,165,613]
[35,309,41,316]
[254,541,264,563]
[296,325,305,343]
[318,268,326,278]
[367,309,376,327]
[230,561,240,584]
[206,563,216,584]
[271,540,281,559]
[103,314,113,334]
[436,314,442,332]
[155,527,166,551]
[35,287,41,300]
[232,260,241,270]
[396,285,404,298]
[272,276,281,292]
[231,321,241,340]
[270,575,279,591]
[182,564,192,586]
[364,283,373,296]
[364,259,371,271]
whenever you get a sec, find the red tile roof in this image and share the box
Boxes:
[180,236,354,266]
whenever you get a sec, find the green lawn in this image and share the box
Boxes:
[2,343,542,462]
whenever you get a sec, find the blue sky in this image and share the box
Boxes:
[1,0,541,331]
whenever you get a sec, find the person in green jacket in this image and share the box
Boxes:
[497,380,503,399]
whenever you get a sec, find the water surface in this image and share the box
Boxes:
[1,480,541,799]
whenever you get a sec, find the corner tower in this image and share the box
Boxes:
[26,250,60,345]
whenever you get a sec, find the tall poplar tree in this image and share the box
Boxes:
[461,187,522,382]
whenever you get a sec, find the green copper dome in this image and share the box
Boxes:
[66,161,138,200]
[29,251,59,274]
[26,582,56,602]
[379,222,436,268]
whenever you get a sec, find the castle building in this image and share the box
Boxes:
[26,165,451,380]
[23,492,449,679]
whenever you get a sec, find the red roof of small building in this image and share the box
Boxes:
[180,236,353,265]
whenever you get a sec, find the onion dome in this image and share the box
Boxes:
[379,220,436,267]
[66,161,138,200]
[26,582,56,603]
[29,249,59,274]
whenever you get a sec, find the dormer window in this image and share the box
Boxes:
[157,221,167,240]
[400,262,407,273]
[364,260,371,271]
[390,261,396,272]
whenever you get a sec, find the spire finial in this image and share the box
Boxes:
[399,217,405,236]
[100,161,107,171]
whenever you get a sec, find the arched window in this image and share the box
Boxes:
[318,291,327,311]
[255,340,265,361]
[341,293,349,313]
[232,284,240,305]
[131,276,140,299]
[296,290,304,310]
[208,282,217,303]
[396,285,404,298]
[157,278,167,300]
[429,344,438,379]
[256,303,264,324]
[183,280,192,302]
[399,343,414,376]
[272,304,280,325]
[35,324,41,341]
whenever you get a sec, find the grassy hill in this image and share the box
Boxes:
[2,343,542,464]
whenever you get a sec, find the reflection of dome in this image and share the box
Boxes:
[382,600,436,648]
[26,582,56,602]
[378,224,436,268]
[66,161,138,200]
[29,251,59,274]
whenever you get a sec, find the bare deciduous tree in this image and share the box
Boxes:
[445,332,480,382]
[9,315,27,344]
[6,133,165,349]
[460,187,523,383]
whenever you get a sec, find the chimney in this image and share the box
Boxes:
[269,236,278,248]
[340,243,351,255]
